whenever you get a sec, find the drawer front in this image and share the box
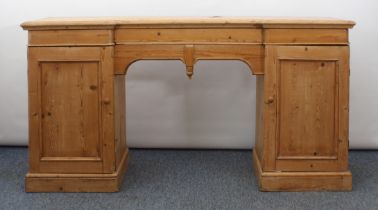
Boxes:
[28,30,114,46]
[264,29,348,45]
[115,28,262,44]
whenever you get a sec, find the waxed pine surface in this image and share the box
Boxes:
[0,147,377,210]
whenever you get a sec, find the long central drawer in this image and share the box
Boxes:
[115,28,262,44]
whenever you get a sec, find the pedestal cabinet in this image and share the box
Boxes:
[21,17,354,192]
[26,46,128,191]
[253,45,351,191]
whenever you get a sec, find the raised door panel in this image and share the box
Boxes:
[41,62,100,158]
[278,60,337,158]
[272,46,349,172]
[28,47,115,174]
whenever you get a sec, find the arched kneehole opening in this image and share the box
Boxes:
[120,60,256,149]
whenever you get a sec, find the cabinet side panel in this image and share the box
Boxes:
[28,48,42,173]
[114,75,127,168]
[254,75,264,161]
[336,47,350,170]
[41,62,100,158]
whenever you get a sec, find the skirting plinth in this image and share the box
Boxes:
[25,150,128,192]
[252,150,352,191]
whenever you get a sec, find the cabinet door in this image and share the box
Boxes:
[267,46,349,172]
[28,47,115,174]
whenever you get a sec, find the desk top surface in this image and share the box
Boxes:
[21,16,355,30]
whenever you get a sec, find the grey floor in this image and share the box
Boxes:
[0,147,377,210]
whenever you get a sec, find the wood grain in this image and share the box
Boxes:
[278,61,337,159]
[114,44,184,74]
[26,149,128,192]
[27,47,115,174]
[273,46,349,172]
[23,17,353,192]
[21,17,355,30]
[28,30,114,46]
[260,46,278,171]
[41,62,100,158]
[114,75,127,168]
[194,45,263,75]
[253,150,352,191]
[254,75,265,162]
[114,44,263,75]
[116,28,261,44]
[100,46,116,173]
[264,29,348,45]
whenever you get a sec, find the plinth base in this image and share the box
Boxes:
[25,151,128,192]
[252,150,352,191]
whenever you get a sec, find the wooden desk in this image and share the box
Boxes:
[21,17,355,192]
